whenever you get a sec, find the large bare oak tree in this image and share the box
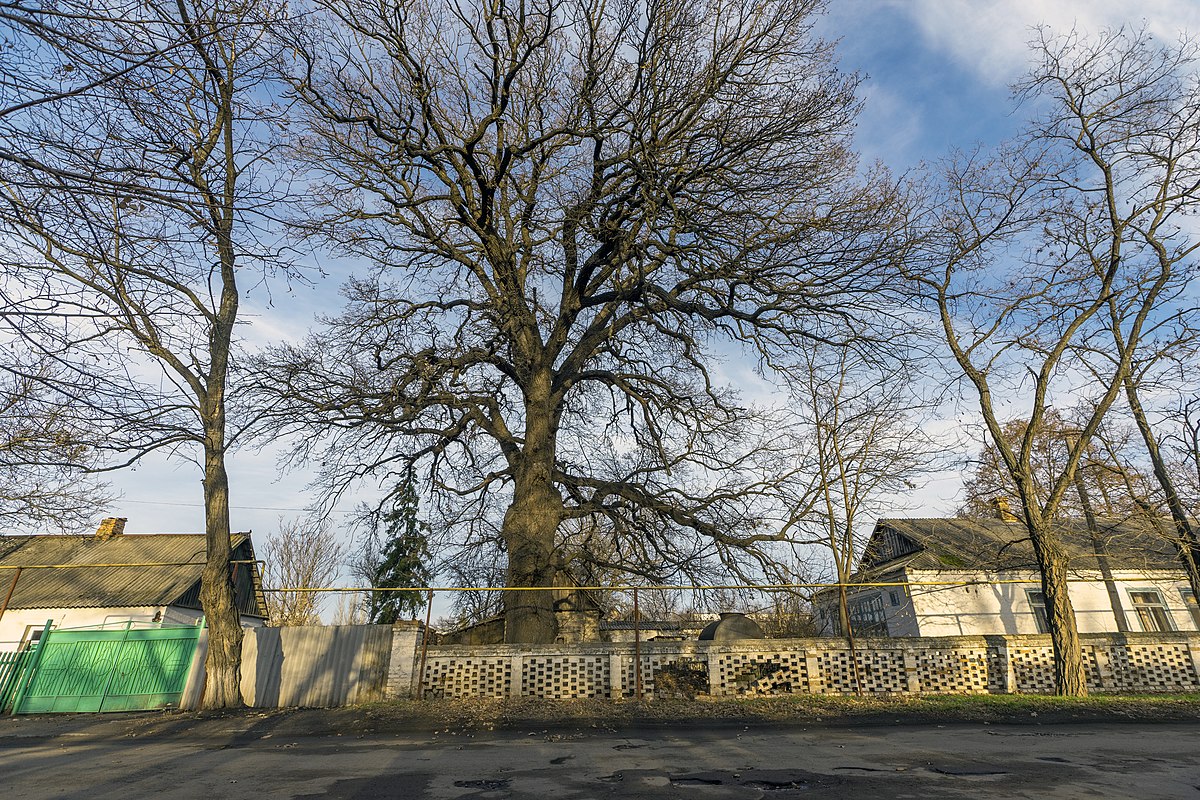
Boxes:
[261,0,904,642]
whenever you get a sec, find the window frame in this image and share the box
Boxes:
[1128,588,1175,633]
[1180,588,1200,631]
[1025,589,1050,634]
[848,593,889,636]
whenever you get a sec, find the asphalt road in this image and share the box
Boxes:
[3,718,1199,799]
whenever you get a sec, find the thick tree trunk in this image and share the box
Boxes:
[501,371,563,643]
[501,478,561,643]
[198,417,244,708]
[1122,376,1200,602]
[1030,530,1087,696]
[1074,473,1130,632]
[198,108,244,706]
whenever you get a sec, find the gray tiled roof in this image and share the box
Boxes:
[865,517,1183,574]
[0,533,254,610]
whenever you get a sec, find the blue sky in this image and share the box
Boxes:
[104,1,1200,570]
[827,0,1200,167]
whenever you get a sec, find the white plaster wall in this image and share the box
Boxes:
[0,605,264,650]
[907,570,1200,636]
[0,606,162,649]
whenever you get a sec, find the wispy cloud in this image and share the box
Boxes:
[895,0,1200,85]
[854,83,926,166]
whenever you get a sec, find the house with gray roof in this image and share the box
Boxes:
[814,513,1200,638]
[0,518,267,648]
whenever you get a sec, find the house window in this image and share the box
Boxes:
[848,594,889,636]
[1129,590,1174,632]
[18,624,47,650]
[888,590,902,607]
[1181,589,1200,631]
[1026,590,1050,634]
[822,607,842,636]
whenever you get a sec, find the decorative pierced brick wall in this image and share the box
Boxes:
[405,632,1200,699]
[524,655,610,699]
[423,655,512,698]
[914,646,990,694]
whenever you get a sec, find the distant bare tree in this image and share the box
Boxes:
[262,517,344,626]
[258,0,904,643]
[0,0,294,706]
[0,359,109,531]
[330,592,367,626]
[772,344,940,639]
[958,410,1158,521]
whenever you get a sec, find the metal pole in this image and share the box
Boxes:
[0,567,22,625]
[633,587,642,701]
[417,589,434,700]
[8,620,51,714]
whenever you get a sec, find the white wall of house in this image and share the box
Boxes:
[0,606,264,650]
[814,568,1200,638]
[905,569,1200,637]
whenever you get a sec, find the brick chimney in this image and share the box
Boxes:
[990,497,1019,523]
[95,517,127,540]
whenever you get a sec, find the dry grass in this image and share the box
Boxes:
[354,692,1200,730]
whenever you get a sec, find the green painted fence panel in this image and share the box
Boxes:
[0,650,32,712]
[14,623,202,714]
[0,621,51,714]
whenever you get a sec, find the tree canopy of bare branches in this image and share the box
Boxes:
[257,0,904,642]
[0,0,293,706]
[262,517,344,626]
[772,344,942,638]
[908,26,1200,694]
[0,359,110,530]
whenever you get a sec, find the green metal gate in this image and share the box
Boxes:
[7,621,202,714]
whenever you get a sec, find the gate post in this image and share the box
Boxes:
[8,620,52,714]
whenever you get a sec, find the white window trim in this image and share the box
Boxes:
[1127,588,1175,633]
[1025,589,1050,634]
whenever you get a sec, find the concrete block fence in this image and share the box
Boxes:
[412,632,1200,699]
[183,626,1200,708]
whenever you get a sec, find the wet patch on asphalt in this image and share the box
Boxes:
[454,778,512,791]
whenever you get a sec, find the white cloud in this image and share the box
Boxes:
[854,83,926,165]
[895,0,1200,85]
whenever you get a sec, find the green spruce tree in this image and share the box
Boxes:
[361,477,432,623]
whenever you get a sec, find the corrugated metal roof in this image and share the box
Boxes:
[0,533,254,610]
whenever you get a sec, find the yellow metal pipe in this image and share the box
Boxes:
[0,561,204,570]
[0,562,1185,592]
[0,559,260,570]
[262,573,1187,593]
